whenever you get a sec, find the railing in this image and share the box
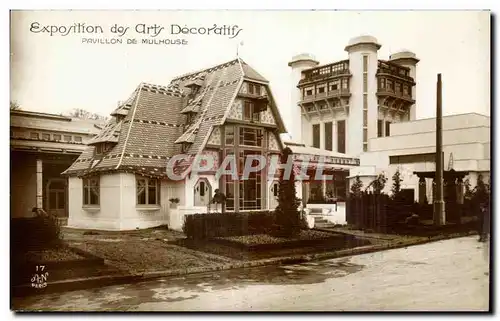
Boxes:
[301,61,350,83]
[300,89,351,103]
[377,61,413,81]
[377,88,414,101]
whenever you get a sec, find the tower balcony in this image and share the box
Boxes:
[376,88,415,104]
[299,89,351,105]
[299,60,351,86]
[377,94,414,119]
[299,91,350,119]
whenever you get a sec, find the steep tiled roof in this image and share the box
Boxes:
[240,59,268,83]
[64,58,286,178]
[87,118,122,144]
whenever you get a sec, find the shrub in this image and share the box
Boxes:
[391,168,402,199]
[350,176,363,198]
[182,211,276,240]
[273,147,300,237]
[11,215,63,252]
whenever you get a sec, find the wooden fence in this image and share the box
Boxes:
[346,192,474,232]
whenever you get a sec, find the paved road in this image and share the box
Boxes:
[12,236,490,312]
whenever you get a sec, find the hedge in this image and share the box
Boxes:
[11,216,63,252]
[183,211,277,240]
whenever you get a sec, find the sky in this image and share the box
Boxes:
[10,10,490,133]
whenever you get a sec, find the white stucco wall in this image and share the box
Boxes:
[68,173,170,231]
[347,43,379,157]
[288,55,320,144]
[350,113,490,201]
[68,174,122,230]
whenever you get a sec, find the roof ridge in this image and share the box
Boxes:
[172,58,239,81]
[116,83,144,170]
[194,67,230,155]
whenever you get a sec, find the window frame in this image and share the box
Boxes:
[243,101,261,122]
[238,126,264,147]
[324,122,333,151]
[377,120,384,137]
[136,176,160,206]
[312,124,320,148]
[83,177,100,206]
[337,120,346,154]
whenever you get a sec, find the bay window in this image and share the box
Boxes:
[222,124,267,211]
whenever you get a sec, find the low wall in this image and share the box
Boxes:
[307,202,347,225]
[169,206,207,231]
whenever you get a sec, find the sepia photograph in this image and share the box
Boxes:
[9,9,491,312]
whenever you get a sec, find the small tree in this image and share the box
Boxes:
[464,178,473,199]
[367,173,388,194]
[350,176,363,198]
[273,147,300,237]
[391,168,402,199]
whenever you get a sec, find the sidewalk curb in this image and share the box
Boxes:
[13,231,476,297]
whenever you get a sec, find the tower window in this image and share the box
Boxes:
[337,120,346,153]
[324,122,332,151]
[341,79,348,90]
[312,124,320,148]
[378,120,383,137]
[387,80,394,91]
[385,121,391,136]
[380,78,386,89]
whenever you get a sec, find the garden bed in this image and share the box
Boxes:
[176,230,371,260]
[212,230,345,251]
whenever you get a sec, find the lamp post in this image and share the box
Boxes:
[434,74,445,225]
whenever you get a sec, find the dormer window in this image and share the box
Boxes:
[181,143,190,153]
[186,113,195,126]
[94,143,112,156]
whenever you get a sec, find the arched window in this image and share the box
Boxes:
[194,178,212,206]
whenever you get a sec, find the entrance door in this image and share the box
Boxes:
[269,181,279,210]
[46,179,67,217]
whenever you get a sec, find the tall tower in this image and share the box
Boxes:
[288,53,319,144]
[344,35,381,157]
[389,51,419,120]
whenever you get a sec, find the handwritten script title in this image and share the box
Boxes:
[30,22,243,39]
